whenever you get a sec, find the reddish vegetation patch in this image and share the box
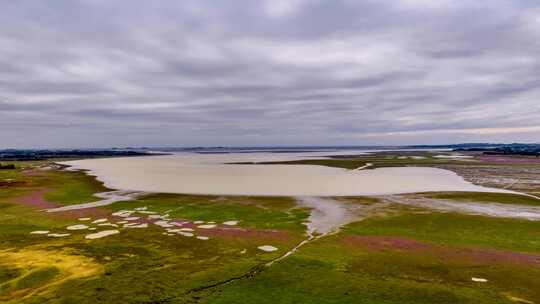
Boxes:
[16,189,57,209]
[109,215,291,242]
[344,235,540,268]
[14,189,110,218]
[21,170,47,177]
[478,155,540,164]
[344,235,431,251]
[441,247,540,268]
[61,207,112,218]
[167,219,292,242]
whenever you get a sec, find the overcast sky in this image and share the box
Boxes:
[1,0,540,148]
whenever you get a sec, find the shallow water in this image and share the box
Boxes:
[383,196,540,220]
[46,190,144,213]
[267,196,361,266]
[59,152,512,197]
[296,197,358,236]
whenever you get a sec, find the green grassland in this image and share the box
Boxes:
[197,211,540,304]
[107,194,309,232]
[344,212,540,253]
[256,151,539,170]
[254,152,469,169]
[0,160,539,303]
[43,170,108,206]
[199,234,540,304]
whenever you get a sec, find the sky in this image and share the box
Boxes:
[1,0,540,148]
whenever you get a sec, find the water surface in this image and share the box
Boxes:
[60,151,512,196]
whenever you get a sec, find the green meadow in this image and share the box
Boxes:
[0,158,539,303]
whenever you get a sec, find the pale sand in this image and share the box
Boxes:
[398,156,426,160]
[154,220,174,228]
[171,221,188,226]
[112,211,133,217]
[471,277,488,282]
[165,228,183,233]
[85,230,119,239]
[124,223,148,228]
[67,224,89,230]
[223,221,239,226]
[198,224,217,229]
[78,217,91,221]
[122,222,142,227]
[433,154,473,159]
[138,211,157,214]
[48,233,70,237]
[91,218,108,224]
[59,153,514,197]
[30,230,50,234]
[258,245,278,252]
[196,236,210,240]
[179,232,194,237]
[97,223,119,227]
[352,163,372,171]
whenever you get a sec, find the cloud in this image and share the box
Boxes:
[0,0,539,148]
[263,0,305,18]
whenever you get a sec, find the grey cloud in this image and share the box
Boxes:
[1,0,540,148]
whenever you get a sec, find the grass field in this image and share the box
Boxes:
[0,158,539,303]
[255,152,468,169]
